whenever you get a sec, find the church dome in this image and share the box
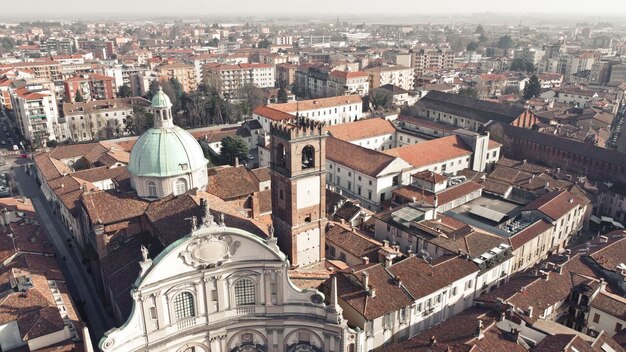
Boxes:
[128,126,207,177]
[151,88,172,109]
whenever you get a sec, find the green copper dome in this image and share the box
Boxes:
[128,126,207,177]
[151,88,172,109]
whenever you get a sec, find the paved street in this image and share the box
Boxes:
[12,162,115,347]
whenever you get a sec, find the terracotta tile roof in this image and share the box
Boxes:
[326,137,399,177]
[389,255,479,299]
[482,178,513,196]
[326,222,385,261]
[71,165,128,183]
[533,334,596,352]
[590,291,626,320]
[206,166,258,200]
[249,167,271,186]
[326,118,396,141]
[589,236,626,272]
[257,189,272,214]
[387,308,526,352]
[522,190,584,221]
[384,135,472,169]
[145,193,203,246]
[591,331,626,352]
[412,170,448,184]
[81,190,148,225]
[328,70,368,79]
[330,263,414,320]
[393,181,483,207]
[397,115,460,132]
[268,95,362,113]
[252,106,296,122]
[508,219,553,250]
[430,229,507,259]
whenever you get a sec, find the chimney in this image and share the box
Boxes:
[539,270,549,281]
[396,275,402,287]
[362,256,369,265]
[599,235,608,243]
[476,320,485,340]
[369,285,376,297]
[361,272,369,290]
[527,306,534,318]
[429,336,437,346]
[234,156,240,167]
[250,192,260,219]
[385,256,392,268]
[383,240,389,248]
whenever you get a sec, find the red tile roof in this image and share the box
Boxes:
[384,135,472,169]
[252,106,295,122]
[326,118,396,141]
[326,137,399,177]
[268,95,362,113]
[522,190,584,221]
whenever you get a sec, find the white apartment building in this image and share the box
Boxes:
[327,70,369,97]
[514,48,545,67]
[11,86,60,147]
[364,65,415,91]
[62,97,151,142]
[267,95,363,126]
[203,63,275,98]
[411,48,454,75]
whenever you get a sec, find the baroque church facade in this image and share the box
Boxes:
[100,89,361,352]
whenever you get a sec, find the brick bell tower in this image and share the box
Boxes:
[270,117,328,267]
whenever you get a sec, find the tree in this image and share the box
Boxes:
[369,88,394,110]
[466,41,479,51]
[123,116,137,135]
[146,80,160,100]
[257,38,271,49]
[497,35,514,50]
[117,84,132,98]
[458,87,478,99]
[277,87,289,103]
[523,75,541,100]
[475,25,485,35]
[219,136,249,165]
[75,90,84,102]
[209,38,219,47]
[509,58,535,72]
[238,84,266,116]
[0,37,16,51]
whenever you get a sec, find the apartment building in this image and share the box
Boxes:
[327,70,369,96]
[156,63,198,93]
[64,73,116,103]
[62,97,151,142]
[11,86,60,147]
[0,61,63,82]
[77,39,115,59]
[267,95,363,126]
[382,51,413,68]
[364,65,415,91]
[514,48,545,67]
[411,48,454,76]
[203,63,275,97]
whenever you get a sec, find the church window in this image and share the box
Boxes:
[175,178,188,195]
[302,145,315,169]
[147,181,157,197]
[234,279,256,306]
[277,143,286,167]
[173,292,195,320]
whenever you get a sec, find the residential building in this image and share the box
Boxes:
[326,118,398,151]
[514,48,545,67]
[64,73,116,103]
[77,39,115,59]
[62,97,151,142]
[267,95,363,126]
[411,48,454,76]
[156,63,198,93]
[364,65,415,91]
[203,63,275,98]
[11,86,60,147]
[326,70,370,97]
[382,51,412,68]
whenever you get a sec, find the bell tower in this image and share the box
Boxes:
[270,117,327,267]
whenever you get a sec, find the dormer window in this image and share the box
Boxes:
[180,163,189,171]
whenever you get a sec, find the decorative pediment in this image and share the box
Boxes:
[179,234,240,268]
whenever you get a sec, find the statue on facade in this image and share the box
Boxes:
[140,245,149,262]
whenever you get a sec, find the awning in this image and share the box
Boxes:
[590,215,601,224]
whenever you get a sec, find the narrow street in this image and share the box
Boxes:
[12,163,115,347]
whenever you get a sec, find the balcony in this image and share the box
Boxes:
[176,317,197,330]
[236,306,256,315]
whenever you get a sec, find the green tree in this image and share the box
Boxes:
[117,84,132,98]
[209,38,219,47]
[523,75,541,100]
[219,136,249,165]
[238,84,266,116]
[466,41,478,51]
[475,25,485,35]
[0,37,16,51]
[509,58,536,72]
[75,90,84,102]
[369,88,394,110]
[497,35,514,50]
[257,38,271,49]
[123,116,137,135]
[277,87,289,103]
[458,87,478,99]
[146,80,160,100]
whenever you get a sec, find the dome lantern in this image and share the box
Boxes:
[151,86,174,129]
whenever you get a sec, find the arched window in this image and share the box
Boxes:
[234,279,256,306]
[175,178,188,195]
[302,145,315,169]
[277,143,286,167]
[147,181,157,197]
[173,292,195,320]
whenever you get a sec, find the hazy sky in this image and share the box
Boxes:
[5,0,626,17]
